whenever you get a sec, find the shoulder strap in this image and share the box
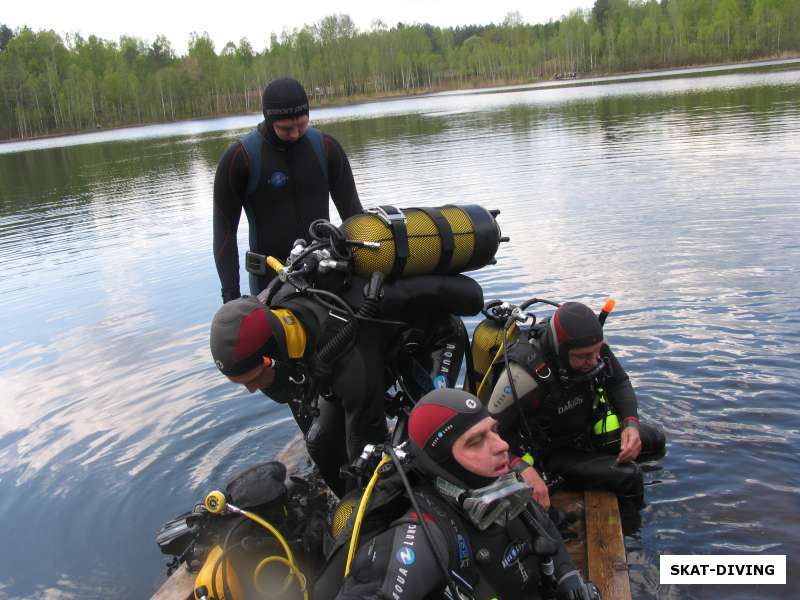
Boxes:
[326,474,408,560]
[241,129,264,197]
[305,127,329,182]
[523,326,560,389]
[411,488,480,599]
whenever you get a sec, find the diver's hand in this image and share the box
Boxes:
[520,466,551,510]
[616,426,641,463]
[557,570,598,600]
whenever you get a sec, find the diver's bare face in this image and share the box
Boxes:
[228,361,275,393]
[452,417,510,478]
[272,115,309,142]
[567,340,603,373]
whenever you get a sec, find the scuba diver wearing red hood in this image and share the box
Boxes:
[329,388,598,600]
[485,302,666,511]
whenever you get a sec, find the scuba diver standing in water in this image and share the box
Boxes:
[213,77,362,303]
[321,388,598,600]
[481,301,666,512]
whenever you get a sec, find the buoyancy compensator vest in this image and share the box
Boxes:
[487,317,622,454]
[317,474,488,600]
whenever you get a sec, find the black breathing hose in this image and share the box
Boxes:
[313,273,384,383]
[388,448,465,600]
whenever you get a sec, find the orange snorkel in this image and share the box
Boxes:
[598,298,616,326]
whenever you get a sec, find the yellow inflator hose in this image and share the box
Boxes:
[344,454,392,577]
[476,322,518,399]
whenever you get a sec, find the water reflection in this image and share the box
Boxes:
[1,66,799,598]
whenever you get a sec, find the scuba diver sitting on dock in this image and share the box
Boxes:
[475,300,666,511]
[317,388,598,600]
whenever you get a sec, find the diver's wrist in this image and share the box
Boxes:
[509,455,533,474]
[622,416,640,429]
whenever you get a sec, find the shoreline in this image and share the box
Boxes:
[3,54,798,145]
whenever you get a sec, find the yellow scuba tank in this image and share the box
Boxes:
[468,317,521,402]
[466,299,523,402]
[471,318,514,381]
[330,493,359,539]
[194,545,242,599]
[341,205,505,280]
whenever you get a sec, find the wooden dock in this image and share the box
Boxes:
[552,489,632,600]
[153,488,630,599]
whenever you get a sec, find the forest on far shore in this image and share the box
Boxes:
[2,0,799,140]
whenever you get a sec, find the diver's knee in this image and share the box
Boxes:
[611,460,644,497]
[306,420,336,460]
[639,423,667,460]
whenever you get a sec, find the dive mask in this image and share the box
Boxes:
[435,473,533,530]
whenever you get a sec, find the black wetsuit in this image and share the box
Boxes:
[488,336,666,502]
[326,483,576,600]
[213,121,362,302]
[263,275,483,497]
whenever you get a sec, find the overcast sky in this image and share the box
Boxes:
[5,1,596,54]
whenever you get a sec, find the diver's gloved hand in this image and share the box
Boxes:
[557,570,600,600]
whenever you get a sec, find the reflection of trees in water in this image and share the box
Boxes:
[3,79,795,220]
[329,80,799,155]
[552,83,800,144]
[0,137,212,218]
[322,114,449,154]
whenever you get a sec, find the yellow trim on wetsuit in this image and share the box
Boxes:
[272,309,307,358]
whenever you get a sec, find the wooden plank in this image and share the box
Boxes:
[151,564,194,600]
[585,490,632,600]
[551,490,587,576]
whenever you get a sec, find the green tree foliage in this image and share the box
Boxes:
[0,24,13,51]
[1,0,799,140]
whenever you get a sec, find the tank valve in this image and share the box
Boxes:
[204,490,227,514]
[194,585,210,600]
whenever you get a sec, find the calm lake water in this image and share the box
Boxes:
[1,63,799,599]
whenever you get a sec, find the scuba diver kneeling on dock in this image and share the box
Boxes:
[483,301,666,510]
[210,273,482,498]
[317,388,598,600]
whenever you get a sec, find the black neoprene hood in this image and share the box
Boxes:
[262,77,309,120]
[548,301,604,367]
